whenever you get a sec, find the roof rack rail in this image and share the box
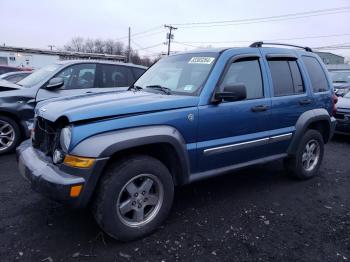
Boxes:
[249,41,313,52]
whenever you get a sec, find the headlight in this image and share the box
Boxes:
[60,126,72,152]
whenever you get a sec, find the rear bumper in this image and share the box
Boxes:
[16,140,108,207]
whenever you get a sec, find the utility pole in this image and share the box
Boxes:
[164,25,177,56]
[48,45,55,51]
[128,27,131,63]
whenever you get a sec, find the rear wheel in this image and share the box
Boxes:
[0,116,21,155]
[92,155,174,241]
[284,129,324,179]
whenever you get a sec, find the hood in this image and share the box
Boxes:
[37,90,199,122]
[0,79,23,92]
[337,97,350,110]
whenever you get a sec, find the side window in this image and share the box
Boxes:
[99,65,134,87]
[302,56,329,92]
[268,60,304,96]
[220,59,263,100]
[132,68,146,80]
[56,64,96,89]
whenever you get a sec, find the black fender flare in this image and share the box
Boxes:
[71,125,191,182]
[287,108,335,155]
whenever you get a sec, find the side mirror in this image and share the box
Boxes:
[45,77,64,90]
[214,84,247,102]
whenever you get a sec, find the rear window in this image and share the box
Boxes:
[268,60,304,96]
[302,56,329,92]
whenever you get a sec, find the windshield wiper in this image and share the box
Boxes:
[128,84,143,91]
[146,85,172,95]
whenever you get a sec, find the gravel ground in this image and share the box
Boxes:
[0,136,349,262]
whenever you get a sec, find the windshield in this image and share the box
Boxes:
[134,52,219,95]
[17,64,61,87]
[330,71,350,83]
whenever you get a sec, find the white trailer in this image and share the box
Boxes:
[0,46,125,70]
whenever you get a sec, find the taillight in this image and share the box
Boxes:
[332,94,338,116]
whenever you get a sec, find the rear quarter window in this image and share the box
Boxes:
[132,68,146,80]
[302,56,329,92]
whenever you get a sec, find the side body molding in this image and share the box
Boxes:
[287,108,334,155]
[71,125,191,182]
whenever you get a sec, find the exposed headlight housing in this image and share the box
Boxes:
[60,126,72,152]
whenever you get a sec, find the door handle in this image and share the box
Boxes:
[85,91,94,94]
[299,99,312,105]
[251,105,269,112]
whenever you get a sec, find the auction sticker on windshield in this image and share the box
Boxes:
[188,57,215,64]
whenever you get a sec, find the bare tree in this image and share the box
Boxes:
[94,39,105,53]
[113,41,124,55]
[104,39,115,54]
[64,37,85,52]
[84,38,95,53]
[63,37,158,66]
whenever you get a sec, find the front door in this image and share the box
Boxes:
[196,52,271,173]
[36,63,97,102]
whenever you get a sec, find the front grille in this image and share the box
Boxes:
[334,112,345,120]
[32,117,60,156]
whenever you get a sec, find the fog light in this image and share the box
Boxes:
[53,149,65,164]
[70,185,83,198]
[64,155,95,168]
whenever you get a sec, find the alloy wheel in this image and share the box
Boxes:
[0,120,15,152]
[302,139,320,172]
[116,174,164,227]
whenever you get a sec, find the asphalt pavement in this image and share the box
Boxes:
[0,136,349,262]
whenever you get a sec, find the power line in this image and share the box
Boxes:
[179,10,350,29]
[115,26,163,41]
[134,43,164,51]
[175,33,350,45]
[172,6,350,28]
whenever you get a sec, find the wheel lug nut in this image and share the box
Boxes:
[138,204,142,208]
[134,193,138,197]
[142,191,145,195]
[132,201,136,206]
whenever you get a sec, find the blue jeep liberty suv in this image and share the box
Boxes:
[17,42,337,241]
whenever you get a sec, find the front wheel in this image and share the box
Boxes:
[0,116,21,155]
[284,129,324,179]
[92,155,174,241]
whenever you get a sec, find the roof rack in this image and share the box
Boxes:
[249,41,313,52]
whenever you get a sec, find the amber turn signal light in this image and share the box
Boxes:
[64,155,95,168]
[70,185,83,198]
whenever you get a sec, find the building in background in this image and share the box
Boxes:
[315,51,345,65]
[0,46,126,69]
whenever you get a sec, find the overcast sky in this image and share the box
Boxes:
[1,0,350,59]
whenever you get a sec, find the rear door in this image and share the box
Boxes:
[36,63,97,102]
[301,55,332,112]
[261,51,314,155]
[95,64,136,92]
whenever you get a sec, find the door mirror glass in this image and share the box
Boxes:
[215,84,247,102]
[45,77,64,90]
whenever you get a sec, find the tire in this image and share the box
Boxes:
[92,155,174,241]
[284,129,324,179]
[0,116,21,155]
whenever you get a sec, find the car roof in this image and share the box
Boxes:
[54,60,148,70]
[173,46,315,56]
